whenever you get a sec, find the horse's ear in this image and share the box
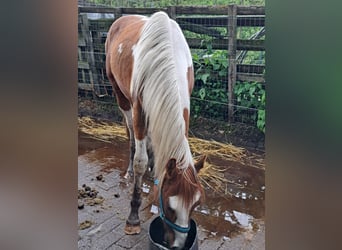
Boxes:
[194,155,206,173]
[165,158,177,179]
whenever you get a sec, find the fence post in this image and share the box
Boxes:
[113,7,122,21]
[227,4,237,122]
[168,6,177,20]
[80,14,101,96]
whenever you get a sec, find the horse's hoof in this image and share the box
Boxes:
[124,169,134,179]
[124,172,129,179]
[124,223,141,235]
[124,171,132,179]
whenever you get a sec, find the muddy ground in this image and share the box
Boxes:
[78,94,265,249]
[78,111,265,249]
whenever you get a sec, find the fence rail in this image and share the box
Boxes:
[78,5,265,15]
[78,4,265,122]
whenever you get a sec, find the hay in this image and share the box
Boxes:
[190,137,246,162]
[189,137,265,169]
[78,116,265,194]
[78,117,128,143]
[196,161,243,196]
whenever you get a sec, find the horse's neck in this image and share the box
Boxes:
[132,12,193,181]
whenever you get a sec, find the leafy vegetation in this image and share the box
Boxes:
[191,40,265,133]
[82,0,266,132]
[191,40,228,120]
[234,82,265,132]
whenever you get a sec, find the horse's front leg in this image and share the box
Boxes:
[146,135,155,179]
[124,102,148,235]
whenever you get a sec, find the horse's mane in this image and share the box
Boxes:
[131,12,193,181]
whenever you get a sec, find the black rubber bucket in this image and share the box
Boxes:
[148,216,198,250]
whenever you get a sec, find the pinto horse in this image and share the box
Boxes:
[105,12,205,249]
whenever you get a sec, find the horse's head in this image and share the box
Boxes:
[159,155,206,249]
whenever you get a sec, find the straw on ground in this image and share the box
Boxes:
[79,116,265,194]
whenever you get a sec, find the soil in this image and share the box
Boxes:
[78,95,265,152]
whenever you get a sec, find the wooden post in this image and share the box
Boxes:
[80,14,101,96]
[227,5,237,122]
[113,7,122,21]
[168,6,177,20]
[93,28,108,97]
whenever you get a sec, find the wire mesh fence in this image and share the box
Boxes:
[78,1,265,134]
[81,0,265,8]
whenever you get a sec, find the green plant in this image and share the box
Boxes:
[191,41,228,120]
[234,82,265,133]
[191,41,265,133]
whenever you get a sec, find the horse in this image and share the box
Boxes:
[105,11,206,249]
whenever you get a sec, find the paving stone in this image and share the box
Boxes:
[79,208,94,223]
[96,181,115,191]
[90,229,125,250]
[130,235,150,250]
[78,212,97,238]
[105,244,127,250]
[95,171,121,189]
[98,189,127,206]
[115,224,148,249]
[116,234,147,249]
[87,207,116,224]
[86,215,123,240]
[197,225,209,242]
[78,145,265,250]
[79,156,101,175]
[140,215,156,231]
[78,236,93,250]
[199,237,225,249]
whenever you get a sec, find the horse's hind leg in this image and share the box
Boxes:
[106,71,135,178]
[125,100,148,235]
[120,108,135,178]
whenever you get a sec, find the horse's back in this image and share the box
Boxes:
[105,15,146,54]
[105,15,146,101]
[105,12,193,108]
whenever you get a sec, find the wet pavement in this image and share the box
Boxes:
[78,130,265,249]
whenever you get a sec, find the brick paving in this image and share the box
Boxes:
[78,153,265,250]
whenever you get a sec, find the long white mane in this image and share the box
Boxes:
[131,12,193,180]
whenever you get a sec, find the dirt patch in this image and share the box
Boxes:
[190,116,265,152]
[78,95,265,151]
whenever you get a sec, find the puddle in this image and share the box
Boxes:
[79,131,129,174]
[78,130,265,239]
